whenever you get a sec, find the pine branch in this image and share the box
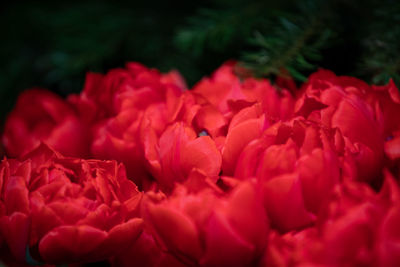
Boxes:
[173,2,271,57]
[241,12,332,82]
[174,0,334,82]
[359,0,400,85]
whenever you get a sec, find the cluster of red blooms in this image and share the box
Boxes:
[1,61,400,266]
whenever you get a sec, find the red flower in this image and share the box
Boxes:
[288,170,400,266]
[71,63,188,187]
[230,118,346,232]
[144,122,222,193]
[142,181,269,266]
[0,144,143,264]
[294,70,400,182]
[68,62,186,122]
[2,60,400,266]
[2,89,90,158]
[193,61,245,115]
[193,61,294,121]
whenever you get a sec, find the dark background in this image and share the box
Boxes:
[1,0,399,125]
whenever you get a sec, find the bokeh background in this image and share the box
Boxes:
[1,0,399,125]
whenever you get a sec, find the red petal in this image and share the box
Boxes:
[298,149,340,214]
[379,170,400,204]
[90,218,143,259]
[377,206,400,266]
[47,201,89,225]
[157,123,193,189]
[0,212,30,261]
[222,116,264,175]
[224,182,269,253]
[81,72,104,96]
[201,211,255,266]
[4,176,29,215]
[194,105,227,137]
[161,70,187,90]
[235,139,267,179]
[181,136,222,181]
[262,173,315,233]
[30,193,63,245]
[331,96,382,151]
[112,230,187,267]
[47,117,90,158]
[39,225,107,264]
[321,203,377,264]
[146,203,202,261]
[228,103,263,131]
[256,140,298,181]
[192,62,239,113]
[385,136,400,160]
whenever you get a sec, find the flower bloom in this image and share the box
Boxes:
[141,181,269,266]
[226,117,343,232]
[68,62,187,122]
[0,144,143,264]
[257,170,400,267]
[143,122,222,193]
[2,89,90,158]
[68,63,187,187]
[1,61,400,266]
[295,70,400,182]
[192,61,294,121]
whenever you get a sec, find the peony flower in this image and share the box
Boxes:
[2,60,400,267]
[68,62,187,122]
[2,89,90,158]
[288,170,400,266]
[144,122,222,193]
[193,61,295,122]
[294,70,400,183]
[69,63,188,188]
[142,180,269,266]
[0,144,143,264]
[226,117,344,232]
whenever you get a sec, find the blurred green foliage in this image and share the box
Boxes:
[0,0,212,123]
[176,0,400,84]
[1,0,400,124]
